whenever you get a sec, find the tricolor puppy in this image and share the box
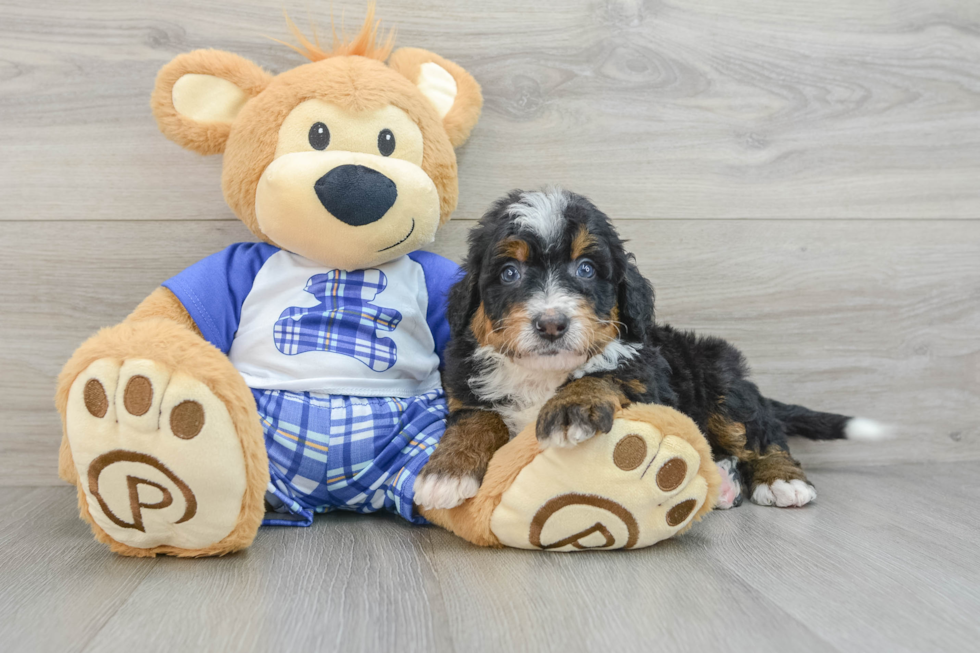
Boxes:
[414,188,888,510]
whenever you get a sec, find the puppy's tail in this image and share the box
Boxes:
[769,400,892,442]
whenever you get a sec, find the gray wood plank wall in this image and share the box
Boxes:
[2,0,978,486]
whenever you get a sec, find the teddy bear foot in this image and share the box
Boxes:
[64,356,263,556]
[421,404,721,551]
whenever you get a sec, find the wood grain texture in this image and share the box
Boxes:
[1,0,980,221]
[3,464,979,653]
[2,219,977,485]
[701,463,980,652]
[81,514,452,653]
[0,487,155,653]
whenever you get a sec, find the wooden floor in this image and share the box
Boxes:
[3,462,979,653]
[1,0,979,651]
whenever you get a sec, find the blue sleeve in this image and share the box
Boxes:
[162,243,279,354]
[408,250,462,368]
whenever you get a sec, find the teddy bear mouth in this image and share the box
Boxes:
[377,218,415,252]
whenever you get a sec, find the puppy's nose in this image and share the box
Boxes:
[314,165,398,226]
[534,313,570,341]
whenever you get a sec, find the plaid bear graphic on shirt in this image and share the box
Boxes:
[274,269,402,372]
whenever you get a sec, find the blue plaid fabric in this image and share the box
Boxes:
[273,269,402,372]
[255,387,447,526]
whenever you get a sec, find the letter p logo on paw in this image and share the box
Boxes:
[87,451,197,533]
[66,359,251,550]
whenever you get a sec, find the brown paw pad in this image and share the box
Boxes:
[123,375,153,416]
[170,400,205,439]
[613,434,647,471]
[84,379,108,418]
[656,458,688,491]
[666,498,697,527]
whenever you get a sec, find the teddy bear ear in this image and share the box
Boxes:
[388,48,483,148]
[151,49,273,155]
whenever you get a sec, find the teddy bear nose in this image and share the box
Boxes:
[314,164,398,226]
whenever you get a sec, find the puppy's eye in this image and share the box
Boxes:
[309,122,330,150]
[576,259,596,279]
[500,264,522,285]
[378,128,396,156]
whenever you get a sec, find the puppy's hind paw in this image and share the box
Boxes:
[714,456,743,510]
[414,473,480,510]
[751,479,816,507]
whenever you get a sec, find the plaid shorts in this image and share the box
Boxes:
[254,388,447,527]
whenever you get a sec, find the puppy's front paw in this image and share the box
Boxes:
[536,393,619,448]
[414,473,480,510]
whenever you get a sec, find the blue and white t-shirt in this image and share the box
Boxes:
[163,244,460,398]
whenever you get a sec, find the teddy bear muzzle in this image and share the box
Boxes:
[254,150,441,270]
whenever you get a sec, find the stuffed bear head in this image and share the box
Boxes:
[151,8,482,270]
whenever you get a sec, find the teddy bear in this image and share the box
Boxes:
[55,8,720,556]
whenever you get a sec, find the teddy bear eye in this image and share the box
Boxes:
[308,122,330,150]
[378,128,395,156]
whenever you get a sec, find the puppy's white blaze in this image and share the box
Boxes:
[413,474,479,510]
[574,340,641,378]
[509,187,568,243]
[845,417,894,441]
[526,273,580,316]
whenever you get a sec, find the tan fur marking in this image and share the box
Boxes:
[470,303,527,356]
[545,376,628,417]
[421,410,511,483]
[446,396,465,412]
[706,414,808,487]
[570,225,598,260]
[624,378,646,395]
[707,413,748,454]
[498,237,529,263]
[581,304,622,357]
[752,446,808,485]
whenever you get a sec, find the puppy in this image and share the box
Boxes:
[414,188,888,510]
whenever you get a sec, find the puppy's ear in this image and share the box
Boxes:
[617,257,654,341]
[447,265,480,339]
[151,50,272,155]
[447,224,491,338]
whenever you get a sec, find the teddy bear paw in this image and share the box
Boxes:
[65,358,249,552]
[490,407,717,551]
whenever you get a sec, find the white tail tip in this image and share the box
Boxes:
[845,418,894,442]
